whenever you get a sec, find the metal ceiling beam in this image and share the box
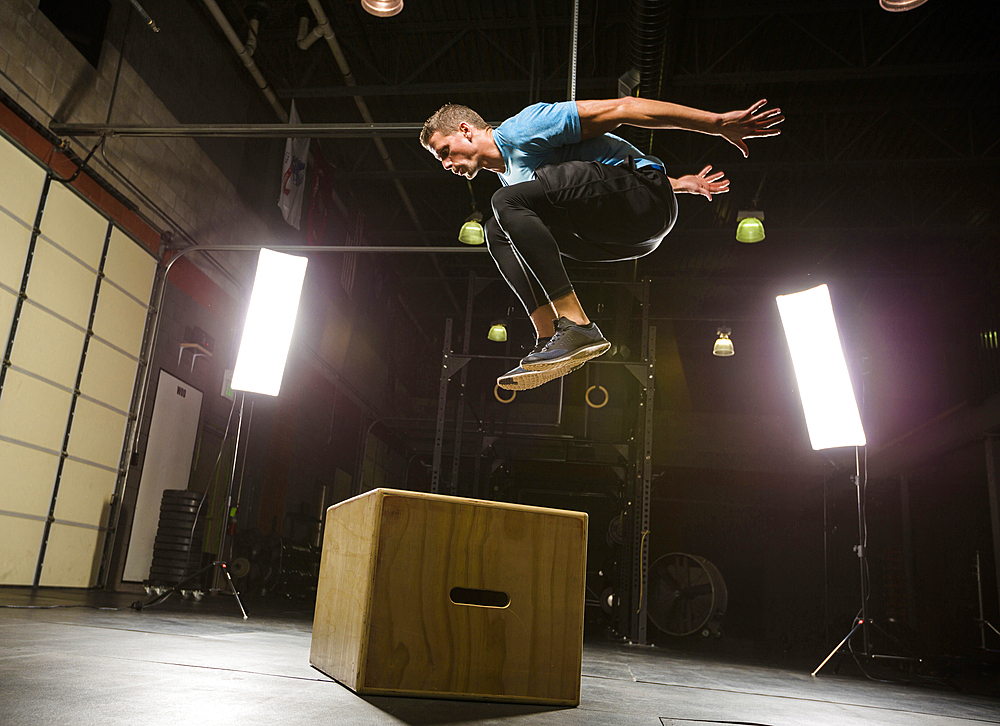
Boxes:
[695,0,873,16]
[49,122,426,138]
[357,224,1000,241]
[272,15,627,37]
[332,155,1000,180]
[278,77,618,99]
[672,63,999,86]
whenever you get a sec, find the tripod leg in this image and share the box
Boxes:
[812,619,862,677]
[133,562,217,610]
[219,562,249,620]
[867,619,921,660]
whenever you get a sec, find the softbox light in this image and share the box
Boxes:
[776,284,866,450]
[231,248,308,396]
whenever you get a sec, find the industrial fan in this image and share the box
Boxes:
[647,553,728,637]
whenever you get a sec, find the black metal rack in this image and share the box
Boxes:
[428,273,657,644]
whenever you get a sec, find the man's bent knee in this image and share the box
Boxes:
[484,216,506,250]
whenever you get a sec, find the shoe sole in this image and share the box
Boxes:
[519,340,611,372]
[498,362,584,391]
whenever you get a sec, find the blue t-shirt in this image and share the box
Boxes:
[492,101,665,186]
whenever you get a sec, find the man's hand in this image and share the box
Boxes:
[717,99,783,158]
[670,166,729,201]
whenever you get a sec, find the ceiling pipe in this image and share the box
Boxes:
[201,0,288,121]
[245,17,259,56]
[49,122,425,137]
[297,16,324,50]
[243,2,271,57]
[301,0,462,314]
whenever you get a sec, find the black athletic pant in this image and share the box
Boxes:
[485,159,678,314]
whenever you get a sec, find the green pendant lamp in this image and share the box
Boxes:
[488,321,507,342]
[736,210,765,244]
[459,180,486,245]
[459,216,485,245]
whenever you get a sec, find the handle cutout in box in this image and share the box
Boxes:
[450,586,510,609]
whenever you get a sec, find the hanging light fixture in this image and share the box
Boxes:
[736,211,765,243]
[488,321,508,342]
[879,0,929,11]
[458,179,485,245]
[362,0,403,17]
[737,174,766,244]
[459,215,485,245]
[713,327,734,357]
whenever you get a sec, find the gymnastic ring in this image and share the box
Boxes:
[494,384,516,404]
[586,385,609,409]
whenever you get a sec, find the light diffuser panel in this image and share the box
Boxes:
[776,284,866,450]
[231,248,308,396]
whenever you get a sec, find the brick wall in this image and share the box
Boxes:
[0,0,274,297]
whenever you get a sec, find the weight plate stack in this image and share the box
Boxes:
[149,490,206,587]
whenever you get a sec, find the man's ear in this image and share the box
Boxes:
[459,121,472,138]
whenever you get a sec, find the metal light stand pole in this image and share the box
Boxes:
[133,390,249,618]
[813,449,867,675]
[207,388,249,618]
[813,446,919,676]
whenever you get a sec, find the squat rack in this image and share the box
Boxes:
[429,272,657,645]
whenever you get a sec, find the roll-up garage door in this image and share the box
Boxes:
[0,134,157,587]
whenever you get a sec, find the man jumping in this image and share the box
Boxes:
[420,96,783,390]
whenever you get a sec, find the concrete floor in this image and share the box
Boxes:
[1,588,998,726]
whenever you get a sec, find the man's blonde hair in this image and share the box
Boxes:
[420,104,489,148]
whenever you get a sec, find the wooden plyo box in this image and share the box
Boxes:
[309,488,588,706]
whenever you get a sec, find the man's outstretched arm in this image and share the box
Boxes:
[669,165,730,201]
[577,96,783,158]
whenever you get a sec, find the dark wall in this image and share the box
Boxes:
[639,447,996,661]
[648,467,826,653]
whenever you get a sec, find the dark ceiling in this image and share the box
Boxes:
[193,0,999,441]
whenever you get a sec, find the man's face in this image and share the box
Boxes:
[427,124,482,179]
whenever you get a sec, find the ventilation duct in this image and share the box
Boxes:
[625,0,672,154]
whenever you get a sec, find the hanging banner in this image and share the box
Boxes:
[279,100,309,229]
[306,145,335,245]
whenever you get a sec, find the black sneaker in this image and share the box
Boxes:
[519,317,610,372]
[497,361,585,391]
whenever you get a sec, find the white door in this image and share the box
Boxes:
[122,370,203,582]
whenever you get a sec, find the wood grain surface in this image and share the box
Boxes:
[310,489,588,705]
[309,489,381,690]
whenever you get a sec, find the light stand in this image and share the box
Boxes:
[132,385,249,615]
[774,284,912,676]
[135,249,307,619]
[206,389,250,617]
[811,447,918,676]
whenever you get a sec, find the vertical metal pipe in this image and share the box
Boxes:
[217,390,246,569]
[567,0,580,101]
[431,319,454,493]
[823,473,829,645]
[855,455,870,655]
[450,274,476,496]
[899,474,916,628]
